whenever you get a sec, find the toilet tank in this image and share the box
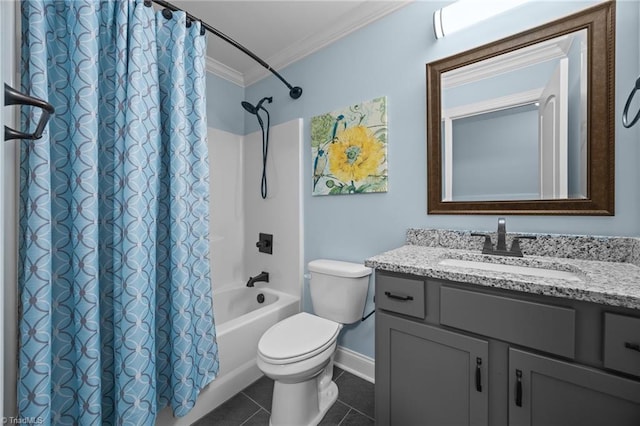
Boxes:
[308,259,372,324]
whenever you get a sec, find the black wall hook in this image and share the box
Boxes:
[4,83,55,141]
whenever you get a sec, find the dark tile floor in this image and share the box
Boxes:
[192,366,375,426]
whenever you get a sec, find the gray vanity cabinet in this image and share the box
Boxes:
[375,271,640,426]
[376,311,489,426]
[508,348,640,426]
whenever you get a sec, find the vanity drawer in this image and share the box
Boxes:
[604,313,640,377]
[440,286,575,358]
[376,274,425,319]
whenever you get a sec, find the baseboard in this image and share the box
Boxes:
[334,346,375,384]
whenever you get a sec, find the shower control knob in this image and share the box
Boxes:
[256,233,273,254]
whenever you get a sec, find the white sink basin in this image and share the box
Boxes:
[438,258,582,282]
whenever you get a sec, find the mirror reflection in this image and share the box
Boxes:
[426,1,615,215]
[440,29,588,202]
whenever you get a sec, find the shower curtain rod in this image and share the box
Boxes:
[150,0,303,100]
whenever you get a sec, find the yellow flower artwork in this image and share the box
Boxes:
[311,97,387,195]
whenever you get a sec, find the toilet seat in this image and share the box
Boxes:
[258,312,341,365]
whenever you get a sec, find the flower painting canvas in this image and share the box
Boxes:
[311,97,388,196]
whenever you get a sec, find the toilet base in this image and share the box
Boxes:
[316,381,339,421]
[269,365,339,426]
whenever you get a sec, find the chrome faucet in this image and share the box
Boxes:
[471,218,536,257]
[246,271,269,287]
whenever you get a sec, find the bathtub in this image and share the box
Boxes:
[156,285,299,425]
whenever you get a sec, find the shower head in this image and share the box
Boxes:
[241,101,257,114]
[241,96,273,200]
[241,96,273,115]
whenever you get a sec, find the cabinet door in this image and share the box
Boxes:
[376,311,488,426]
[509,348,640,426]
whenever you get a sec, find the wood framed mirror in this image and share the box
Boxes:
[426,1,615,215]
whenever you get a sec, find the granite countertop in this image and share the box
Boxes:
[365,245,640,310]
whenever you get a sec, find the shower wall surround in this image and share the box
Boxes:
[208,127,245,287]
[205,120,303,299]
[243,119,303,298]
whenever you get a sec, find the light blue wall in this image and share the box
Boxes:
[443,60,556,109]
[451,105,539,200]
[223,1,640,359]
[206,73,245,135]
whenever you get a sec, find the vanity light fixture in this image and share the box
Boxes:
[433,0,533,39]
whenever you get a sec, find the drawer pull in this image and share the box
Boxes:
[384,291,413,301]
[515,369,523,407]
[475,357,482,392]
[624,342,640,352]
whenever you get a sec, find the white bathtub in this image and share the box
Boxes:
[156,285,299,425]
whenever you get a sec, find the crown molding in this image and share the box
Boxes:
[442,33,575,89]
[229,1,412,87]
[442,88,543,120]
[206,55,245,87]
[244,1,412,86]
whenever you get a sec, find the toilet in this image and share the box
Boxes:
[256,259,372,426]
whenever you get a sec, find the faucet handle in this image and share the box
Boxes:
[471,233,494,254]
[510,235,536,257]
[512,235,537,244]
[513,235,536,240]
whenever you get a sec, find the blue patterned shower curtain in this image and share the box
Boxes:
[18,1,218,424]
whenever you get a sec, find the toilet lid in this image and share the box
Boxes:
[258,312,340,363]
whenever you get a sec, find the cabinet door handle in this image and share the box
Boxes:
[624,342,640,352]
[384,291,413,301]
[515,369,523,407]
[475,357,482,392]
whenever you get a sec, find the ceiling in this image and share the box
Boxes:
[171,0,412,86]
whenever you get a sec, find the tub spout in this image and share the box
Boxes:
[247,271,269,287]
